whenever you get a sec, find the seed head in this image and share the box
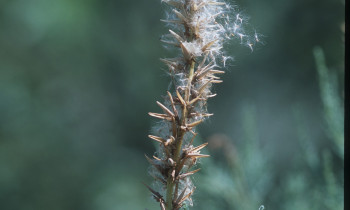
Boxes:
[146,0,260,208]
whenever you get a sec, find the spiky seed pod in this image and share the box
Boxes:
[146,0,260,209]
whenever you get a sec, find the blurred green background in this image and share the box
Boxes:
[0,0,344,209]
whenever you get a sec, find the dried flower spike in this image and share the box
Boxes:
[146,0,259,209]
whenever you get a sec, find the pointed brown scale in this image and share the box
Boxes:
[148,112,167,118]
[196,66,221,81]
[195,60,215,79]
[195,67,212,80]
[187,119,204,128]
[144,155,165,171]
[190,112,213,118]
[156,101,175,117]
[142,182,165,203]
[207,74,221,80]
[148,112,172,121]
[202,60,215,72]
[176,89,186,106]
[150,173,167,185]
[172,9,187,23]
[189,112,199,117]
[198,79,214,95]
[160,97,177,136]
[175,187,188,205]
[210,79,223,83]
[207,93,217,98]
[207,1,226,6]
[180,42,193,62]
[153,155,162,161]
[175,158,187,176]
[169,29,185,43]
[148,135,166,143]
[201,40,217,52]
[201,113,214,117]
[177,168,201,180]
[145,154,169,176]
[209,70,225,74]
[177,187,196,206]
[189,142,208,153]
[144,154,158,166]
[167,91,179,117]
[187,153,210,158]
[189,94,204,105]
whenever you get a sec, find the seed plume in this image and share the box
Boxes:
[145,0,259,209]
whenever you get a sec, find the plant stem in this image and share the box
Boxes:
[165,176,175,210]
[165,60,195,210]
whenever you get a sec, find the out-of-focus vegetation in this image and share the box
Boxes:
[0,0,344,210]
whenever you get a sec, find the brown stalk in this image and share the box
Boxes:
[165,59,196,210]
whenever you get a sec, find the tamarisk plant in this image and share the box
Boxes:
[145,0,259,209]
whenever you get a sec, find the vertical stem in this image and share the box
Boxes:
[175,60,195,161]
[165,176,175,210]
[165,60,195,210]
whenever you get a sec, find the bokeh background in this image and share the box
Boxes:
[0,0,344,209]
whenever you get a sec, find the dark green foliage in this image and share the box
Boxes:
[0,0,343,209]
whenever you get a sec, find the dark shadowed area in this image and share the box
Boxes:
[0,0,344,209]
